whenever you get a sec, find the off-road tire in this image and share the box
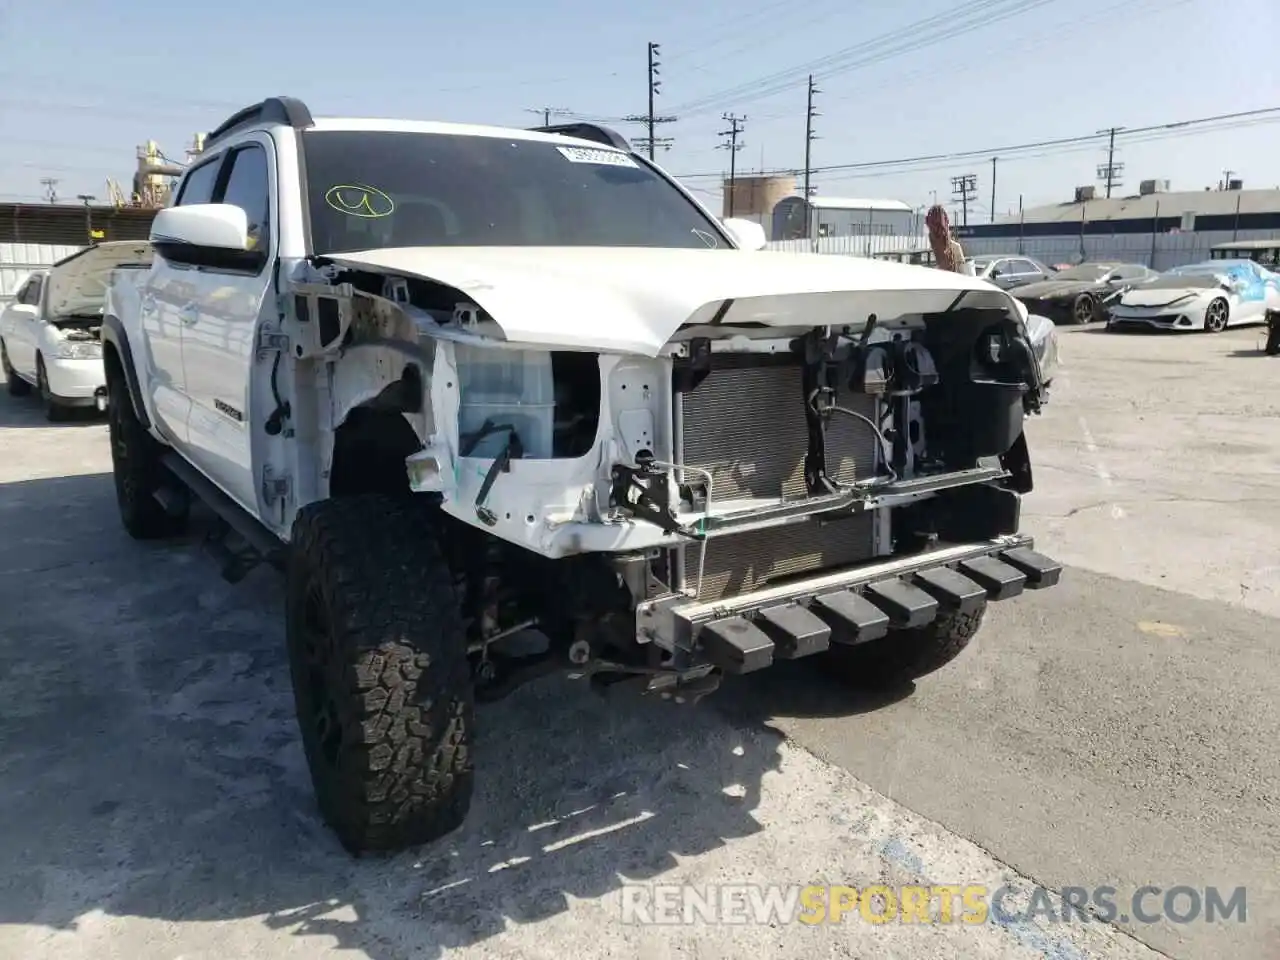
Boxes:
[1,340,30,396]
[285,495,474,856]
[825,604,987,688]
[1072,293,1097,325]
[106,362,187,538]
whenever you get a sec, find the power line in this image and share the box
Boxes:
[669,0,1056,118]
[525,106,573,127]
[718,113,747,217]
[672,105,1280,180]
[811,115,1280,190]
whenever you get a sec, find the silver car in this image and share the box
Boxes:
[967,255,1055,290]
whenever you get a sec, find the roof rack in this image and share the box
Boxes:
[527,122,633,153]
[205,96,314,148]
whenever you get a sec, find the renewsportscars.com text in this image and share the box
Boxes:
[619,883,1247,926]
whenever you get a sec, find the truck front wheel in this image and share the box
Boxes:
[106,361,187,539]
[285,495,474,855]
[824,604,987,688]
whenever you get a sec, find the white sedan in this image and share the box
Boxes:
[1106,258,1280,333]
[1,241,152,420]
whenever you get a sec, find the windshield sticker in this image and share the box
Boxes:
[324,184,396,218]
[555,146,638,168]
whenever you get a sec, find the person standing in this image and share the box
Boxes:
[925,205,972,275]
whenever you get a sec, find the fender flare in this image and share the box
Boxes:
[100,314,151,430]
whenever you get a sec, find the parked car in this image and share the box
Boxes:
[872,248,938,267]
[1107,258,1280,332]
[0,241,152,420]
[1012,261,1158,324]
[965,255,1055,290]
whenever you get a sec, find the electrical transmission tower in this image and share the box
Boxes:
[40,177,59,203]
[1096,126,1125,198]
[803,74,820,204]
[525,106,572,127]
[623,42,676,159]
[951,173,977,227]
[719,113,746,217]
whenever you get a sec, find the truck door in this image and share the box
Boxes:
[181,139,275,514]
[142,154,226,447]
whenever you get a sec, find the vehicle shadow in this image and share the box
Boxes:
[0,393,107,428]
[0,471,833,960]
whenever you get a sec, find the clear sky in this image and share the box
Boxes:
[1,0,1276,220]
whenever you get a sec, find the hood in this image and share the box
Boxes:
[1013,278,1102,300]
[46,241,154,320]
[322,246,1020,356]
[1118,274,1224,307]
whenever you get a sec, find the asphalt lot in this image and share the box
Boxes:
[0,322,1276,960]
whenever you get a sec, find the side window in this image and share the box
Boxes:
[218,145,272,253]
[1009,259,1037,275]
[20,275,44,306]
[175,157,222,206]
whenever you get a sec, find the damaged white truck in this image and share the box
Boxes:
[102,97,1061,855]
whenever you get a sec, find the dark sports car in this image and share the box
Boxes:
[1012,261,1158,324]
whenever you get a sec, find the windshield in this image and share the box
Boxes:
[301,130,727,255]
[1053,264,1112,281]
[968,259,991,272]
[1166,260,1237,276]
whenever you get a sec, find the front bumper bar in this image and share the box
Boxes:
[636,535,1061,674]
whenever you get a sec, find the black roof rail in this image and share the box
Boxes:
[205,96,314,148]
[528,122,633,153]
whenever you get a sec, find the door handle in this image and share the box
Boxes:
[178,304,199,325]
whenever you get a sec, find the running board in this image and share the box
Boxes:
[159,453,286,578]
[638,536,1062,673]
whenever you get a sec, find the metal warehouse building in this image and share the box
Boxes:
[955,179,1280,270]
[0,203,158,306]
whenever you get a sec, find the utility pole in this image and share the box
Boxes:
[40,177,59,203]
[718,113,746,217]
[950,173,977,227]
[624,42,676,159]
[525,106,571,127]
[803,74,820,203]
[1096,126,1125,198]
[1221,169,1236,190]
[76,194,96,243]
[990,157,997,224]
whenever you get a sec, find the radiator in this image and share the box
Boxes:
[676,354,881,602]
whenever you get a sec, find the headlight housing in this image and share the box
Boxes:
[54,340,102,360]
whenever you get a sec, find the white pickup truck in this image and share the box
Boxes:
[1,242,151,419]
[103,96,1060,856]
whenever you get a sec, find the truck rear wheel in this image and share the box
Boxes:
[825,604,987,688]
[106,362,187,539]
[285,494,473,855]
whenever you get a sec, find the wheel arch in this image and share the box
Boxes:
[101,314,152,429]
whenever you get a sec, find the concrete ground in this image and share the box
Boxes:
[0,322,1276,960]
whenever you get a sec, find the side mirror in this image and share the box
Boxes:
[721,217,767,251]
[150,204,266,272]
